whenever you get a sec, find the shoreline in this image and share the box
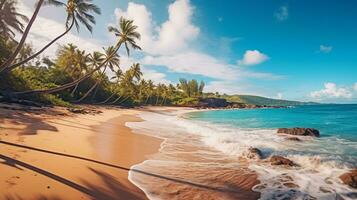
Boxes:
[0,104,262,200]
[0,104,162,200]
[127,106,260,200]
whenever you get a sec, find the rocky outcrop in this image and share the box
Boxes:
[191,97,288,109]
[197,98,230,108]
[270,156,298,167]
[277,128,320,137]
[286,137,301,141]
[242,147,263,160]
[340,169,357,188]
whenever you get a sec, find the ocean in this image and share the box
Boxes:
[127,105,357,200]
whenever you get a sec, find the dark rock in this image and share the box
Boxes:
[197,98,230,108]
[270,155,298,167]
[286,137,301,141]
[277,128,320,137]
[68,108,89,114]
[339,169,357,188]
[243,147,263,160]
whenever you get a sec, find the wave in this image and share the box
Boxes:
[127,110,357,200]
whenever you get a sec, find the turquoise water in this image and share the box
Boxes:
[188,104,357,142]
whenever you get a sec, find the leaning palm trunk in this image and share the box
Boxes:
[144,95,150,105]
[76,66,107,103]
[155,96,160,105]
[74,81,99,103]
[71,83,79,96]
[0,0,44,74]
[12,41,122,96]
[98,93,116,104]
[1,18,75,74]
[117,96,130,105]
[109,95,122,104]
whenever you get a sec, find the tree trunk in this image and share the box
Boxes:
[1,17,75,74]
[156,96,160,105]
[98,93,115,104]
[91,85,99,102]
[109,95,122,104]
[0,0,44,73]
[76,66,107,103]
[117,96,130,104]
[12,41,122,96]
[71,83,79,96]
[145,95,150,105]
[75,81,99,103]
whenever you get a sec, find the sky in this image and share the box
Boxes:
[17,0,357,103]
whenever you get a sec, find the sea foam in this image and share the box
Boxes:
[127,109,357,200]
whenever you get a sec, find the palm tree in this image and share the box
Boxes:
[144,80,154,104]
[13,17,141,96]
[129,63,142,82]
[0,0,29,40]
[103,46,120,73]
[0,0,43,73]
[88,51,105,68]
[110,69,134,104]
[108,17,142,56]
[98,68,122,104]
[76,47,120,103]
[70,49,90,96]
[0,0,101,74]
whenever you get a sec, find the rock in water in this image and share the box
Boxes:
[286,137,301,141]
[339,169,357,188]
[277,128,320,137]
[243,147,263,160]
[270,156,298,167]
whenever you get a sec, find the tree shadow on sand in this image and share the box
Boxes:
[0,107,60,135]
[3,194,64,200]
[0,141,259,198]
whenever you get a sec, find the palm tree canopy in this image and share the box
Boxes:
[103,46,120,72]
[108,17,142,56]
[88,51,104,67]
[0,0,29,39]
[129,63,142,82]
[44,0,101,32]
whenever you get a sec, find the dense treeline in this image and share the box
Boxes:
[0,0,206,107]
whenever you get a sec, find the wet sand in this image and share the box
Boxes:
[0,104,260,200]
[0,104,161,200]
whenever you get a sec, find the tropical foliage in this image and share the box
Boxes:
[0,0,206,107]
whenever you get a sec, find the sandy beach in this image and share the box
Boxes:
[0,104,163,200]
[0,104,259,200]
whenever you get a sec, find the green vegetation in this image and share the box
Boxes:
[0,0,312,108]
[0,0,209,107]
[219,94,317,106]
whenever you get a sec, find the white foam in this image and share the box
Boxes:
[127,110,357,200]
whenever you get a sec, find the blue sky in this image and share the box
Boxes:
[19,0,357,103]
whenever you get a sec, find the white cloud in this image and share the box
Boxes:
[319,45,333,53]
[238,50,269,66]
[277,93,283,99]
[310,82,353,100]
[115,0,199,56]
[354,83,357,91]
[142,69,172,85]
[17,1,104,58]
[113,0,281,83]
[275,6,289,21]
[142,51,238,80]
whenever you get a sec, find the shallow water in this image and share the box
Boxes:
[188,105,357,199]
[128,105,357,200]
[127,110,259,200]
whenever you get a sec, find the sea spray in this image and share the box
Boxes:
[127,106,357,199]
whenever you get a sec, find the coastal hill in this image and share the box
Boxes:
[222,94,317,106]
[202,93,317,107]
